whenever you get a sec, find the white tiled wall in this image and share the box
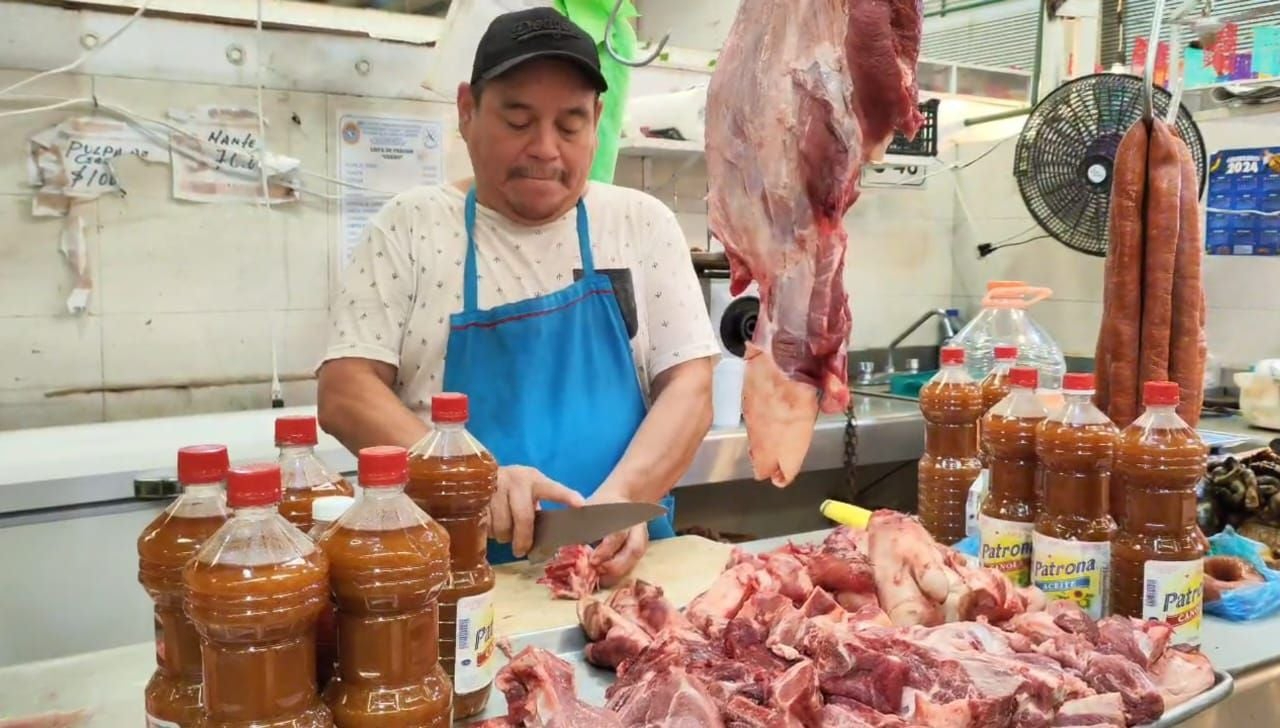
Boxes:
[950,114,1280,365]
[0,66,959,430]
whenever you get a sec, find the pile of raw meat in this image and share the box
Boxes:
[1094,116,1207,429]
[538,545,601,599]
[705,0,925,487]
[479,511,1216,727]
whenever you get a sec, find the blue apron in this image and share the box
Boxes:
[442,188,676,565]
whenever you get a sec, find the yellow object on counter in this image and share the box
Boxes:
[820,499,872,529]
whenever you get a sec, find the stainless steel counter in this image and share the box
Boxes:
[679,394,926,486]
[8,394,1272,518]
[0,396,927,518]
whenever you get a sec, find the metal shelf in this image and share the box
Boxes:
[617,137,704,159]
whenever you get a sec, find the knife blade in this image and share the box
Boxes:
[526,502,668,563]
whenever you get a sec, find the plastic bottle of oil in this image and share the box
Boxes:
[183,463,332,727]
[319,446,453,727]
[137,444,231,728]
[276,415,354,532]
[408,393,500,718]
[979,367,1047,586]
[1032,373,1118,620]
[980,345,1019,412]
[918,346,985,544]
[1111,381,1207,646]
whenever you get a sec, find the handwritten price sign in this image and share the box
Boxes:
[169,106,297,204]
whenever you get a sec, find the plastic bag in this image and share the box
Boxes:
[1203,525,1280,621]
[953,534,980,558]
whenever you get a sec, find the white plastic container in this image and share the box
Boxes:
[712,356,746,428]
[949,281,1067,390]
[1236,359,1280,431]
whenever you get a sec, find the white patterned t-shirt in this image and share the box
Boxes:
[320,182,720,417]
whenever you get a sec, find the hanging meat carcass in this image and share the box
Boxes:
[705,0,926,486]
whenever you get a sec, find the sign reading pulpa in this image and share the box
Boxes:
[1205,147,1280,256]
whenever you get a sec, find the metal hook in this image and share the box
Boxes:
[1143,0,1169,120]
[604,0,671,68]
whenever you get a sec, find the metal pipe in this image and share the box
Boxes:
[962,106,1033,126]
[1030,0,1046,104]
[885,309,953,374]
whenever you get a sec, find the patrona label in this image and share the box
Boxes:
[1031,532,1111,620]
[146,715,181,728]
[1144,559,1205,647]
[979,515,1034,587]
[453,589,497,694]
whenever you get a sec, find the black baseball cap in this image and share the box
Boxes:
[470,8,608,93]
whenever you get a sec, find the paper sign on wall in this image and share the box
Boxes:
[169,106,300,204]
[28,108,302,215]
[28,117,169,216]
[336,112,445,272]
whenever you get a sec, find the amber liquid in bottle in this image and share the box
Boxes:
[1111,387,1207,645]
[978,372,1046,587]
[1032,379,1118,620]
[408,394,500,718]
[919,351,985,545]
[320,518,453,727]
[307,496,353,694]
[139,505,229,727]
[184,502,332,727]
[279,456,354,533]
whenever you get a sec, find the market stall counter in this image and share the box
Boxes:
[1,527,1267,727]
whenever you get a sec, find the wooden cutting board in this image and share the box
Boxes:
[492,535,735,637]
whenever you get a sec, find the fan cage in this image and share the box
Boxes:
[1013,73,1207,258]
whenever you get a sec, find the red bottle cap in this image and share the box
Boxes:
[1144,381,1180,406]
[940,347,965,366]
[431,393,470,424]
[994,345,1018,361]
[359,446,408,487]
[177,445,230,485]
[1009,367,1039,389]
[226,464,282,508]
[1062,373,1095,392]
[275,415,318,446]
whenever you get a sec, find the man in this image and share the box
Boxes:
[317,8,719,585]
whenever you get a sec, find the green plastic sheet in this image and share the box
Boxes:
[553,0,637,183]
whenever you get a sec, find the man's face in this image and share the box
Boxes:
[458,58,602,225]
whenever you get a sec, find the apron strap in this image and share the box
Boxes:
[462,187,593,313]
[463,188,481,313]
[574,198,594,276]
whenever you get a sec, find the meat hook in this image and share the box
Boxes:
[604,0,671,67]
[1142,0,1169,120]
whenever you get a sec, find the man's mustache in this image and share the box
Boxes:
[509,166,567,183]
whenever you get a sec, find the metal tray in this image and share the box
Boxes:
[466,625,1235,726]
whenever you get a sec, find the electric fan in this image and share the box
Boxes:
[1013,72,1207,257]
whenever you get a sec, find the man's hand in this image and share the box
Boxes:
[489,465,585,558]
[590,522,648,588]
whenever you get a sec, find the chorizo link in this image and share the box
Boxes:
[1137,119,1182,408]
[1169,133,1207,427]
[1095,119,1148,427]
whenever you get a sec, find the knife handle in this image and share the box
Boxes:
[820,499,872,529]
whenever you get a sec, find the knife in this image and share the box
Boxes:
[526,502,668,564]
